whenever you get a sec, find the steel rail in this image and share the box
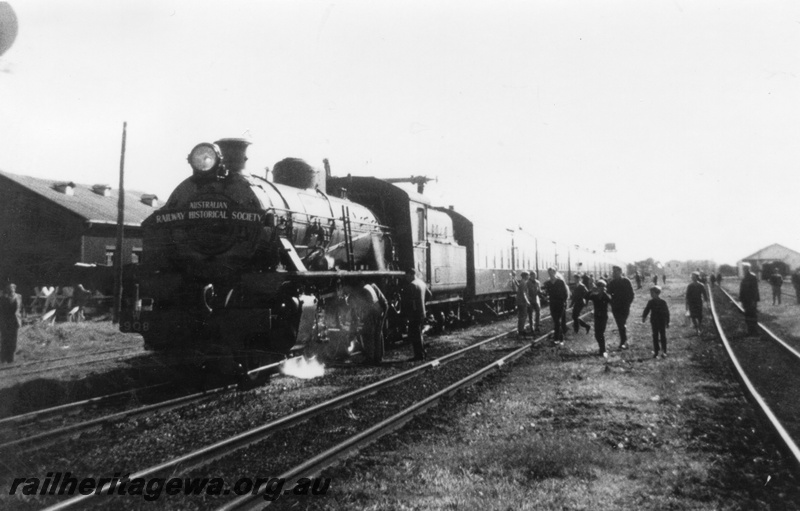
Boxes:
[40,325,533,511]
[219,327,550,510]
[708,285,800,472]
[2,351,149,379]
[0,384,237,453]
[0,382,171,429]
[0,346,140,372]
[717,286,800,361]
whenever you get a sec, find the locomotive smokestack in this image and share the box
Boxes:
[215,138,251,175]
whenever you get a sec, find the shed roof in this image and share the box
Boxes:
[742,243,800,261]
[0,170,158,226]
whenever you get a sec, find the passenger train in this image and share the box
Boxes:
[119,138,625,378]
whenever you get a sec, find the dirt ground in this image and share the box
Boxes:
[292,277,800,510]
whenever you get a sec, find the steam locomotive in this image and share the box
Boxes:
[119,138,624,378]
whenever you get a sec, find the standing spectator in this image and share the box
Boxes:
[582,273,593,290]
[542,267,569,345]
[662,274,667,285]
[510,271,531,338]
[570,273,591,335]
[792,269,800,305]
[739,263,760,336]
[685,272,708,336]
[0,283,23,364]
[72,283,91,322]
[608,265,635,349]
[634,271,642,290]
[587,280,612,359]
[710,274,717,286]
[652,274,658,286]
[526,270,542,334]
[402,268,432,361]
[716,272,722,287]
[768,268,783,305]
[642,286,670,358]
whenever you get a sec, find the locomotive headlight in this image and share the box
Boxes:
[188,143,222,175]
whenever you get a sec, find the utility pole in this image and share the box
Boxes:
[113,122,127,324]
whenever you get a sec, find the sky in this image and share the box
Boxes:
[0,0,798,266]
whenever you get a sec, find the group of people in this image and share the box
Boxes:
[512,265,636,358]
[509,265,723,360]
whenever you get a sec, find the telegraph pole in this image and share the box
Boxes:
[113,122,127,324]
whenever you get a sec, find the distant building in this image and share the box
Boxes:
[664,260,686,277]
[0,170,158,294]
[739,243,800,278]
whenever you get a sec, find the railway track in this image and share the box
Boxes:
[709,285,800,473]
[0,350,150,379]
[0,346,140,373]
[0,356,303,453]
[31,310,580,509]
[37,310,582,511]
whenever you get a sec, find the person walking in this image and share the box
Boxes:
[0,283,23,364]
[608,265,635,349]
[587,279,612,359]
[402,268,432,361]
[570,273,591,335]
[739,263,760,336]
[510,271,532,338]
[542,267,569,345]
[685,271,709,336]
[634,271,642,290]
[642,286,670,358]
[768,268,783,305]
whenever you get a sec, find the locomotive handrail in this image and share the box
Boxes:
[203,284,215,313]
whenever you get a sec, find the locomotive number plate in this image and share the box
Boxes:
[123,321,150,332]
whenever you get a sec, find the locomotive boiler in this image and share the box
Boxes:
[120,138,401,378]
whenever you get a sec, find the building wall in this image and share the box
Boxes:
[82,224,143,266]
[0,180,143,294]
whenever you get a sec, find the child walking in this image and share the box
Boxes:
[586,279,612,359]
[642,286,670,358]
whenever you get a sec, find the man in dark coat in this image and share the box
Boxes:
[685,272,708,336]
[739,263,760,336]
[570,273,591,335]
[402,268,432,361]
[542,267,569,345]
[0,283,23,363]
[607,265,635,349]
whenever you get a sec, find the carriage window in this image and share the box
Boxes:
[417,209,425,241]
